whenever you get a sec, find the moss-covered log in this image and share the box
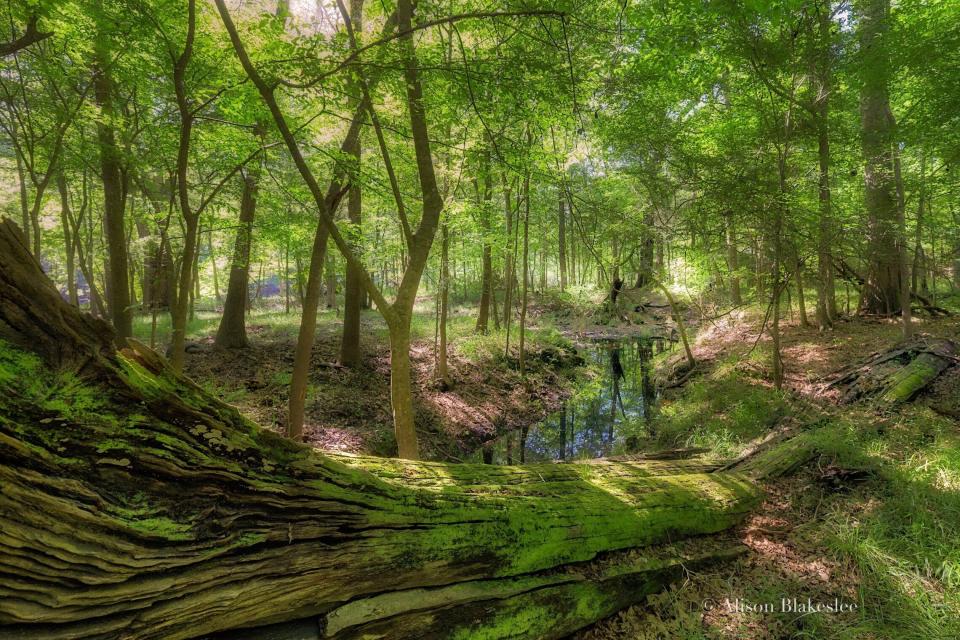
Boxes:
[825,338,956,404]
[0,219,760,639]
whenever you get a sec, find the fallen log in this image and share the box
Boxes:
[0,218,761,639]
[823,337,957,404]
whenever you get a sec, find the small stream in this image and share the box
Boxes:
[474,337,677,464]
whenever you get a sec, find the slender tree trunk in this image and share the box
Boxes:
[503,174,515,331]
[288,226,330,441]
[56,170,79,306]
[558,187,567,291]
[794,249,809,327]
[339,0,364,367]
[214,170,258,349]
[475,154,493,334]
[325,253,337,309]
[911,154,926,295]
[518,161,531,377]
[893,148,913,338]
[771,155,787,390]
[209,231,221,303]
[437,224,450,386]
[94,24,132,342]
[725,211,742,305]
[14,146,31,252]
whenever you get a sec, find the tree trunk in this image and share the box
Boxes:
[338,0,364,368]
[893,147,913,338]
[0,219,777,640]
[214,170,258,349]
[502,174,515,331]
[771,155,787,390]
[518,159,531,377]
[725,211,741,305]
[793,249,809,327]
[168,0,199,372]
[56,170,79,306]
[287,225,330,441]
[388,320,420,459]
[813,0,836,328]
[94,28,132,342]
[325,253,337,309]
[475,156,493,334]
[558,187,568,291]
[857,0,901,317]
[14,146,31,253]
[436,224,450,387]
[635,207,655,289]
[209,231,221,303]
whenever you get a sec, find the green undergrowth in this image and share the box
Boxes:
[590,350,960,639]
[649,355,790,458]
[808,406,960,638]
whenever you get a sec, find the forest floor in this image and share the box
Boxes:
[134,292,960,638]
[133,301,588,460]
[576,308,960,640]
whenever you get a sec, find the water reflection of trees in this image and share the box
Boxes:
[480,338,672,464]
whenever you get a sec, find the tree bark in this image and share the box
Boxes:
[93,22,132,341]
[475,154,494,334]
[518,158,531,377]
[215,170,258,349]
[288,226,330,441]
[558,187,568,291]
[857,0,901,317]
[725,211,741,306]
[812,0,836,328]
[338,0,364,368]
[56,170,79,306]
[436,224,450,386]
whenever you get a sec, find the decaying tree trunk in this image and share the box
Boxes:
[0,219,803,639]
[824,337,957,403]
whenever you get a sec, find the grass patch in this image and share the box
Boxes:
[650,357,788,458]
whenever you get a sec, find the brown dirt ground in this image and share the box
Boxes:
[181,321,581,460]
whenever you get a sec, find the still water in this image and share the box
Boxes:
[475,337,675,464]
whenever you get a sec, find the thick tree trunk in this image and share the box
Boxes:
[0,218,771,639]
[388,321,420,458]
[857,0,901,317]
[215,171,258,349]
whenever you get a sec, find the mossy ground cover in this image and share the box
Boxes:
[578,311,960,639]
